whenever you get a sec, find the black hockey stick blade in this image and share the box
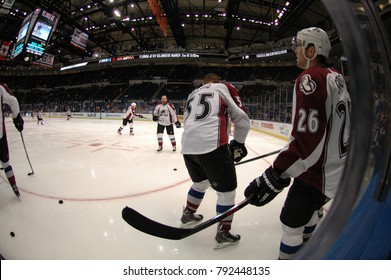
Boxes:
[122,195,254,240]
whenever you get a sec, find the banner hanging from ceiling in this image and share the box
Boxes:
[147,0,168,37]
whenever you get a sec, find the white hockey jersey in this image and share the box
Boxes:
[153,102,178,126]
[0,83,20,138]
[273,66,351,199]
[181,83,250,155]
[122,106,140,120]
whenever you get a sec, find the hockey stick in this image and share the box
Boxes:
[139,115,151,120]
[122,195,253,240]
[235,149,281,166]
[20,132,35,176]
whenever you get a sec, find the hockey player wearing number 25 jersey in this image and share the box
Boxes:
[244,27,351,259]
[180,73,250,249]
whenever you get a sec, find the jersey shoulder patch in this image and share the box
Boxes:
[299,73,317,95]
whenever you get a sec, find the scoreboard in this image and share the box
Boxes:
[12,8,60,63]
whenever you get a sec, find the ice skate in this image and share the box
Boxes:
[117,129,122,135]
[180,208,203,228]
[172,146,176,152]
[129,131,134,135]
[11,184,20,197]
[214,227,240,249]
[157,146,163,152]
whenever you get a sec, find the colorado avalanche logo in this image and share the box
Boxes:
[299,74,317,95]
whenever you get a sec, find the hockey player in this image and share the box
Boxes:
[244,27,351,259]
[0,83,24,197]
[37,110,44,125]
[153,95,181,151]
[117,102,144,135]
[180,73,250,249]
[66,108,72,120]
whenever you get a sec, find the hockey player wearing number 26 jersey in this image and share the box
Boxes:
[180,73,250,249]
[244,27,351,259]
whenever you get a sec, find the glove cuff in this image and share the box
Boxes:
[230,139,244,146]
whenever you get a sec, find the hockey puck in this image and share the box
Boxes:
[59,200,63,204]
[173,168,177,171]
[10,232,15,237]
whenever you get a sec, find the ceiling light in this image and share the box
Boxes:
[114,9,121,17]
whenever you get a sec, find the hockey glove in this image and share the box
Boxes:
[139,115,144,118]
[244,166,290,207]
[229,139,247,162]
[175,121,181,128]
[152,115,158,121]
[13,113,24,132]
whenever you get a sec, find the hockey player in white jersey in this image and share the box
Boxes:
[37,110,44,125]
[117,102,144,135]
[244,27,351,259]
[66,108,72,120]
[180,73,250,249]
[0,83,24,197]
[153,95,181,151]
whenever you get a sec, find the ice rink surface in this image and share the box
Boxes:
[0,116,326,260]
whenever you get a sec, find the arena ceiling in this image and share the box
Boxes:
[0,0,390,65]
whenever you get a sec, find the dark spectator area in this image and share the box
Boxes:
[2,64,303,122]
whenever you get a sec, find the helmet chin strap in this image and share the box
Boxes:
[301,47,317,69]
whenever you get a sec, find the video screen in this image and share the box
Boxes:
[16,22,30,42]
[31,20,52,42]
[12,41,24,58]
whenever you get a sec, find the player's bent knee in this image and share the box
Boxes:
[192,180,210,192]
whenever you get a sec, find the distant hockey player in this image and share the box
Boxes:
[244,27,351,259]
[117,102,144,135]
[153,95,181,151]
[37,110,44,125]
[0,83,24,197]
[66,108,72,120]
[180,73,250,249]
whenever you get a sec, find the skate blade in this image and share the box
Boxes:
[214,241,240,250]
